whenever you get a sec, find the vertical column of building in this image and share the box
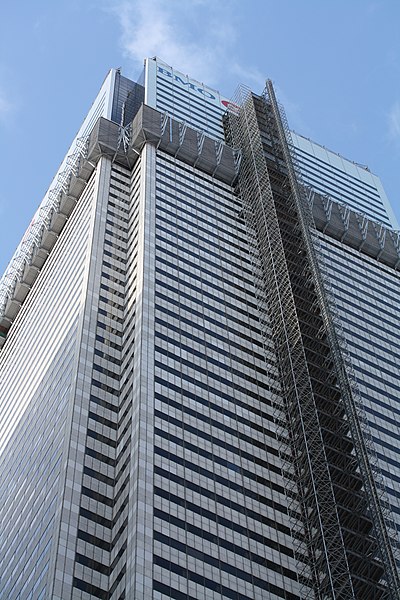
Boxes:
[104,159,143,600]
[72,161,133,600]
[0,166,99,600]
[151,150,308,599]
[60,159,138,600]
[124,143,156,599]
[47,156,118,599]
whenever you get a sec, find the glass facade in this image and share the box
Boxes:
[319,235,400,532]
[0,175,97,599]
[0,58,399,599]
[151,153,307,598]
[291,132,399,228]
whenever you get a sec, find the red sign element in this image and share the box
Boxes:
[221,100,239,114]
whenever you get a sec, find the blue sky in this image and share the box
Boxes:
[1,0,400,275]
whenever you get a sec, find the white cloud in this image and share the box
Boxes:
[230,62,265,91]
[108,0,237,85]
[388,101,400,140]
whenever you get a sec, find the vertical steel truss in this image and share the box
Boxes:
[263,80,400,598]
[225,82,400,599]
[226,84,354,598]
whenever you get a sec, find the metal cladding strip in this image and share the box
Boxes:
[265,79,400,599]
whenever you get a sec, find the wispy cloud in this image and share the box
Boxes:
[230,62,265,91]
[108,0,237,85]
[273,83,313,138]
[388,101,400,140]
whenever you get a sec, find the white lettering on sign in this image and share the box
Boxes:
[157,66,217,100]
[156,64,240,114]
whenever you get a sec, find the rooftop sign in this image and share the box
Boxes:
[156,62,238,113]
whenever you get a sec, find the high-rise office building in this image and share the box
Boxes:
[0,57,399,600]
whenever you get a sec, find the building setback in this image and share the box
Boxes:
[0,57,400,599]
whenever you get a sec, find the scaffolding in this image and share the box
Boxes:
[0,136,89,320]
[308,188,400,270]
[265,80,400,598]
[225,82,400,598]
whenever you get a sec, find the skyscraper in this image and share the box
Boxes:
[0,57,399,600]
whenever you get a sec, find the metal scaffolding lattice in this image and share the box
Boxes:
[0,136,89,319]
[227,85,354,598]
[264,80,400,598]
[225,80,400,599]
